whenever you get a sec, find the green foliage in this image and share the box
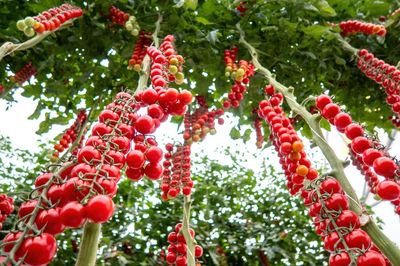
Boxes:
[0,140,327,265]
[1,0,399,134]
[1,0,399,264]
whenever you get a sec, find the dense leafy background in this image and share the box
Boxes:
[1,0,399,265]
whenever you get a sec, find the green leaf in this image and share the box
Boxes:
[315,0,337,17]
[195,16,212,25]
[301,124,313,140]
[229,127,241,139]
[320,118,331,131]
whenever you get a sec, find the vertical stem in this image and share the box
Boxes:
[182,195,195,266]
[237,23,400,266]
[75,223,101,266]
[136,13,163,93]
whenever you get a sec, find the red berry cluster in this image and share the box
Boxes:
[236,2,248,16]
[125,135,163,182]
[160,144,193,200]
[316,95,400,214]
[339,20,386,36]
[16,4,82,36]
[2,93,139,265]
[223,48,254,109]
[254,117,264,149]
[0,84,5,94]
[128,31,152,72]
[109,6,130,26]
[357,49,400,126]
[12,62,37,85]
[147,35,185,86]
[258,87,388,266]
[183,100,224,144]
[52,109,87,159]
[165,223,203,265]
[0,194,14,230]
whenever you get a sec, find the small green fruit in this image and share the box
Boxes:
[131,29,139,36]
[24,27,35,37]
[16,20,26,31]
[24,17,35,27]
[169,65,178,74]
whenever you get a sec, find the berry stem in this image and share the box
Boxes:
[182,195,195,266]
[75,222,101,266]
[136,13,162,92]
[237,22,400,266]
[0,19,76,63]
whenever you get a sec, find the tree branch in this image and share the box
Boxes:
[237,22,400,266]
[0,20,76,63]
[136,13,163,93]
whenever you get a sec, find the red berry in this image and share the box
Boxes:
[376,180,400,200]
[373,157,398,178]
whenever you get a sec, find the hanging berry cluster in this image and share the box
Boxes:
[357,49,400,127]
[128,31,152,72]
[254,116,264,149]
[108,6,140,36]
[0,194,14,230]
[147,35,185,86]
[235,2,248,16]
[183,97,224,143]
[258,86,388,266]
[316,95,400,214]
[16,4,82,36]
[1,92,143,265]
[11,62,37,85]
[160,144,193,200]
[223,48,254,109]
[108,6,129,26]
[338,20,386,36]
[52,109,87,159]
[125,135,163,182]
[165,223,203,266]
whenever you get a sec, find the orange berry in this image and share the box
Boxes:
[296,165,309,176]
[292,141,304,153]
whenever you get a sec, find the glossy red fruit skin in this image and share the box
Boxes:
[357,250,386,266]
[329,252,351,266]
[376,180,400,200]
[351,136,371,154]
[60,201,86,228]
[21,233,57,266]
[144,163,163,180]
[126,167,144,181]
[362,148,383,167]
[85,195,115,223]
[344,229,371,249]
[322,103,341,119]
[319,178,342,195]
[325,193,349,212]
[373,157,398,178]
[334,112,352,130]
[36,208,65,235]
[316,95,332,110]
[135,115,155,134]
[344,123,364,140]
[145,146,163,163]
[125,150,145,169]
[335,210,360,229]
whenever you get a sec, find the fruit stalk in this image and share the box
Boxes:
[75,222,101,266]
[237,22,400,266]
[182,195,195,266]
[0,20,75,62]
[136,13,163,92]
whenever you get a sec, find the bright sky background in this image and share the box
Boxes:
[0,88,399,248]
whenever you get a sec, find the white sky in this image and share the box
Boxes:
[0,88,399,248]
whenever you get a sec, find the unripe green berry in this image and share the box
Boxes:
[24,27,35,37]
[24,17,35,27]
[16,20,26,31]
